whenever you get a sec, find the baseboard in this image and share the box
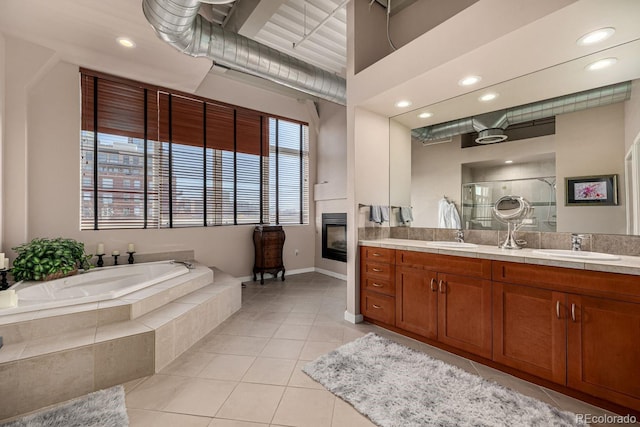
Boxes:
[314,268,347,280]
[344,310,363,324]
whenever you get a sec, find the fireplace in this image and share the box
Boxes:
[322,213,347,262]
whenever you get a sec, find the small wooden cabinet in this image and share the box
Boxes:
[252,225,285,285]
[360,247,396,325]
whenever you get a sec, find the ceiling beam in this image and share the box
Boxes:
[234,0,287,38]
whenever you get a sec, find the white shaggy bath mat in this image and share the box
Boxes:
[303,333,586,427]
[0,385,128,427]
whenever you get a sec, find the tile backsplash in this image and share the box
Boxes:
[358,226,640,257]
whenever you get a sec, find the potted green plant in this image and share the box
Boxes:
[11,238,93,282]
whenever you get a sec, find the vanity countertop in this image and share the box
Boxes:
[359,238,640,276]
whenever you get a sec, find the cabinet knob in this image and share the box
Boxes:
[372,282,383,288]
[372,268,383,272]
[372,252,381,257]
[439,280,445,293]
[430,278,437,292]
[372,304,382,309]
[571,303,576,322]
[556,300,561,319]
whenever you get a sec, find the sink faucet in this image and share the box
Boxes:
[171,260,194,269]
[455,229,464,243]
[571,234,585,251]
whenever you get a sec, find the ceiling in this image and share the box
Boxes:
[0,0,638,117]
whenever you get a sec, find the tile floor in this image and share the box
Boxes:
[124,272,627,427]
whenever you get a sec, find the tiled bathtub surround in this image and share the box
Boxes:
[0,263,241,420]
[374,227,640,257]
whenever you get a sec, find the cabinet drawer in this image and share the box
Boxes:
[361,291,395,325]
[361,246,394,264]
[362,262,395,280]
[362,277,395,296]
[397,250,491,279]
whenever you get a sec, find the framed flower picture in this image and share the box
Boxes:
[565,174,618,206]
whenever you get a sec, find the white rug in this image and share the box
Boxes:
[303,333,586,427]
[0,386,128,427]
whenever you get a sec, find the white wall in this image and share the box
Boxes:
[315,100,347,276]
[2,35,320,278]
[556,103,626,234]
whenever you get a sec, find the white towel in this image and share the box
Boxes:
[380,206,390,223]
[448,202,461,229]
[438,198,450,228]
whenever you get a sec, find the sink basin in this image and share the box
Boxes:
[532,249,621,261]
[425,241,478,249]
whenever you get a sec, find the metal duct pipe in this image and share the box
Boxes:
[142,0,347,105]
[412,81,632,143]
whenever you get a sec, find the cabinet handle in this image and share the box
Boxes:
[372,304,382,309]
[571,303,576,322]
[371,282,383,287]
[372,268,383,272]
[372,252,381,257]
[430,278,437,292]
[556,301,560,319]
[439,280,445,293]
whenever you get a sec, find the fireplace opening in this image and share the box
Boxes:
[322,213,347,262]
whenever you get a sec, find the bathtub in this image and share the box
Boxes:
[3,261,190,315]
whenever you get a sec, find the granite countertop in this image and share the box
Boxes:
[359,238,640,276]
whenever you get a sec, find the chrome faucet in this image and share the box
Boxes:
[571,234,585,251]
[455,229,464,243]
[171,260,194,269]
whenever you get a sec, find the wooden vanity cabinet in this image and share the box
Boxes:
[493,261,640,410]
[360,247,396,325]
[395,251,492,358]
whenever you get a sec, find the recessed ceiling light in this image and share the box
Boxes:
[586,57,617,71]
[577,27,615,46]
[395,100,412,108]
[458,75,481,86]
[116,37,136,48]
[479,93,498,102]
[505,160,513,164]
[418,112,433,119]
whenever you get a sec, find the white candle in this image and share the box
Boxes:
[112,250,120,256]
[4,258,9,270]
[128,243,135,253]
[0,253,4,270]
[97,243,105,255]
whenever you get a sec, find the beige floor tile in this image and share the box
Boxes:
[291,303,321,314]
[163,378,237,417]
[288,361,324,390]
[272,324,311,340]
[122,376,150,393]
[341,327,366,344]
[207,419,268,427]
[271,387,336,427]
[126,374,191,410]
[283,312,317,326]
[242,357,296,386]
[216,383,285,423]
[299,341,342,361]
[199,354,256,381]
[307,325,344,343]
[331,398,376,427]
[128,408,212,427]
[252,311,289,324]
[160,351,216,377]
[200,334,269,356]
[219,320,280,338]
[259,338,304,359]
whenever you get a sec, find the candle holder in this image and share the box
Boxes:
[127,251,135,264]
[113,254,120,266]
[0,269,10,291]
[96,254,105,268]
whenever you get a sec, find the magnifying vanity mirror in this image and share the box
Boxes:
[492,196,532,249]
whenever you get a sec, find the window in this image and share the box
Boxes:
[80,70,309,230]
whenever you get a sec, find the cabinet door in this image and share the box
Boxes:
[395,267,438,339]
[567,295,640,409]
[438,273,492,358]
[493,283,566,384]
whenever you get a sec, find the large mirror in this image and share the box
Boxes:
[390,38,640,236]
